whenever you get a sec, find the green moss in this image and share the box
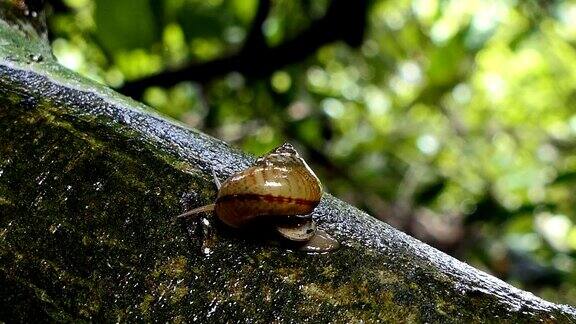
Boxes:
[138,294,154,315]
[0,196,11,206]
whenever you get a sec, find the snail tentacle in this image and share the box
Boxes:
[211,169,222,190]
[177,169,220,219]
[176,203,216,219]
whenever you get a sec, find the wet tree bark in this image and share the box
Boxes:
[0,1,574,322]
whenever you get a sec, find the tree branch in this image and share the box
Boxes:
[119,0,369,98]
[240,0,270,55]
[1,1,575,322]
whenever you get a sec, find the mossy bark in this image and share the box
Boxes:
[0,1,574,322]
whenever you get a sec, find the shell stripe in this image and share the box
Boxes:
[217,194,318,206]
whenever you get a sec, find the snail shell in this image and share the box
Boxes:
[215,143,322,228]
[178,143,339,252]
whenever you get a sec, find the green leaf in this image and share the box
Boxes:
[94,0,158,51]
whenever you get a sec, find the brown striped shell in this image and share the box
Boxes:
[177,143,339,252]
[215,143,322,228]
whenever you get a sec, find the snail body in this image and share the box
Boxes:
[178,143,338,252]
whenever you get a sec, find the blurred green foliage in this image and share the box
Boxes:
[49,0,576,305]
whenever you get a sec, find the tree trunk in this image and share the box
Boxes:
[0,1,574,322]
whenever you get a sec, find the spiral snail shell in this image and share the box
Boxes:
[178,143,339,252]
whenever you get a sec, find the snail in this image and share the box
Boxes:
[177,143,339,252]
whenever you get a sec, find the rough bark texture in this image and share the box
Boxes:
[0,1,575,322]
